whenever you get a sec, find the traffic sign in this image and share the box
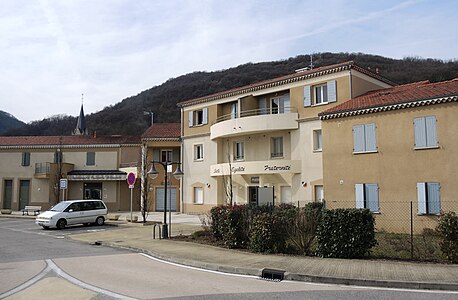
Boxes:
[59,179,68,189]
[127,172,136,186]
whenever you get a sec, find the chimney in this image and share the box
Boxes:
[93,131,97,139]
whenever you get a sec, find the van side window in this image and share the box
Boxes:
[65,203,81,212]
[82,201,95,211]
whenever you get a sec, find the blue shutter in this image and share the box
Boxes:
[355,184,364,209]
[365,123,377,151]
[365,184,379,212]
[303,86,311,107]
[202,108,208,125]
[425,116,437,147]
[327,80,337,103]
[417,182,426,214]
[258,98,267,115]
[188,111,193,127]
[427,182,441,214]
[414,117,426,148]
[353,125,365,152]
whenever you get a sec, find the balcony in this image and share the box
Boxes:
[34,162,51,178]
[210,107,298,140]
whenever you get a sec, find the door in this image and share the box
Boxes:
[3,180,13,209]
[248,186,258,205]
[155,187,177,212]
[84,183,102,200]
[19,180,30,210]
[280,186,291,204]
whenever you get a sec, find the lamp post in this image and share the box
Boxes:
[148,161,183,239]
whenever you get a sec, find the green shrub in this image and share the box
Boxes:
[316,208,377,258]
[437,212,458,263]
[287,202,324,255]
[248,213,279,253]
[210,205,250,248]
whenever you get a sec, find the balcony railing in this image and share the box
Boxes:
[214,107,297,124]
[35,162,50,174]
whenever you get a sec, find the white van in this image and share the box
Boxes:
[35,200,108,229]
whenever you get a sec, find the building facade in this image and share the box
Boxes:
[178,61,394,213]
[320,79,458,233]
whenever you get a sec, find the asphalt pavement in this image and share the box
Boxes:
[2,211,458,291]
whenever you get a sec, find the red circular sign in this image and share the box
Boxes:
[127,172,136,186]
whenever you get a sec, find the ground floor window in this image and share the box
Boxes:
[194,187,203,204]
[355,183,379,212]
[84,182,102,200]
[417,182,440,214]
[314,185,324,202]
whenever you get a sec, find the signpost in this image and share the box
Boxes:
[59,179,68,201]
[127,172,136,222]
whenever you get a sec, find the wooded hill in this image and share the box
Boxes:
[0,110,25,134]
[4,52,458,136]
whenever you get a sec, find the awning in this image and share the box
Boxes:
[67,170,127,181]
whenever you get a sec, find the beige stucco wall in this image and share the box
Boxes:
[322,102,458,233]
[64,149,118,170]
[182,105,215,136]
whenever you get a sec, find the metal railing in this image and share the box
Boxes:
[214,107,297,124]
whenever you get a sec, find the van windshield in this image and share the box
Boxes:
[50,202,69,212]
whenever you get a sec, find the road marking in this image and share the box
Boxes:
[47,259,137,300]
[0,262,52,298]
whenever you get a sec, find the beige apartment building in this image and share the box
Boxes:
[320,79,458,233]
[178,61,394,213]
[0,135,141,212]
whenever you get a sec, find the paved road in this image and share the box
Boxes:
[1,219,458,299]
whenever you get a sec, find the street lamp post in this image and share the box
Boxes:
[148,161,183,239]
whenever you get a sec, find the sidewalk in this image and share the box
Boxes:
[2,211,458,291]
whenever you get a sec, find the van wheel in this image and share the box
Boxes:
[95,216,105,226]
[56,219,66,229]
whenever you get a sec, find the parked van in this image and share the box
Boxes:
[35,200,107,229]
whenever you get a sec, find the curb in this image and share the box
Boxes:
[85,239,458,292]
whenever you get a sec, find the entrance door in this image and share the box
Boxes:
[84,183,102,200]
[155,187,176,212]
[248,186,258,205]
[19,180,30,210]
[3,180,13,209]
[280,186,291,204]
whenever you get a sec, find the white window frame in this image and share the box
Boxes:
[314,84,328,105]
[271,137,283,158]
[194,144,204,161]
[355,183,379,213]
[417,182,441,215]
[313,129,322,152]
[233,141,244,161]
[188,108,208,127]
[194,187,204,204]
[414,116,438,149]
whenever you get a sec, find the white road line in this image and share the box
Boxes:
[0,263,52,298]
[47,259,137,300]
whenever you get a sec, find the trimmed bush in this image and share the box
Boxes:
[316,208,377,258]
[210,205,250,248]
[437,212,458,263]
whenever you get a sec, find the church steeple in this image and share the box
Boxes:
[73,94,88,135]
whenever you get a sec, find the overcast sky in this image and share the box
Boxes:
[1,0,457,123]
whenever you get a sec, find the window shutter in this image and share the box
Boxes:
[188,111,193,127]
[417,182,426,214]
[414,117,426,147]
[365,123,377,151]
[355,184,364,209]
[327,80,337,103]
[427,182,441,214]
[259,97,267,115]
[282,94,291,113]
[353,125,365,152]
[172,149,180,162]
[153,149,161,161]
[202,108,208,125]
[425,116,437,147]
[303,86,311,107]
[365,184,379,212]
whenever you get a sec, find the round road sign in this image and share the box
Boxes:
[127,172,136,186]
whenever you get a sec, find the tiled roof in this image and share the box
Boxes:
[177,61,396,108]
[0,135,141,148]
[141,123,181,139]
[320,78,458,119]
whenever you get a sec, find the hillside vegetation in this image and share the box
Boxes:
[0,111,25,134]
[4,52,458,136]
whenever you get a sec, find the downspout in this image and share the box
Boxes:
[180,107,185,213]
[349,69,353,99]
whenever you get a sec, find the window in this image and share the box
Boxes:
[417,182,440,215]
[271,137,283,158]
[86,152,95,166]
[414,116,438,148]
[315,185,324,202]
[304,80,337,106]
[54,151,62,164]
[355,183,379,212]
[271,94,290,114]
[188,108,208,127]
[353,123,377,153]
[313,129,322,151]
[233,142,244,161]
[194,144,204,161]
[231,102,238,119]
[161,150,172,163]
[21,152,30,166]
[194,187,203,204]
